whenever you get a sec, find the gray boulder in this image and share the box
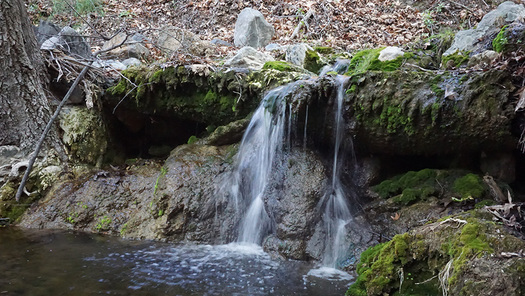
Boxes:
[102,32,150,59]
[224,46,274,70]
[33,21,61,46]
[444,1,525,56]
[41,26,92,59]
[234,8,275,48]
[285,43,311,66]
[157,26,212,56]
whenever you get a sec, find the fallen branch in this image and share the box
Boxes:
[15,42,127,202]
[290,10,314,40]
[15,62,92,202]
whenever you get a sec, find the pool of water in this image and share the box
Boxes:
[0,228,353,295]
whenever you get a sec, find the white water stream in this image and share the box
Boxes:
[230,75,354,276]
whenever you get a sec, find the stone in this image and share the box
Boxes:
[122,57,141,68]
[265,43,282,51]
[467,50,499,68]
[285,43,310,66]
[234,8,275,48]
[102,32,150,59]
[223,46,274,70]
[59,106,108,166]
[57,26,92,59]
[378,46,404,61]
[157,26,213,56]
[33,20,61,46]
[210,38,232,47]
[285,43,325,73]
[444,1,525,56]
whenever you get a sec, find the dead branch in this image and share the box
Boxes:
[15,37,128,202]
[290,10,314,40]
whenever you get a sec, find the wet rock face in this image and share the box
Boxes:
[17,142,338,260]
[263,149,328,260]
[18,144,237,243]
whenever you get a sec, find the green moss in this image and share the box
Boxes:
[373,169,438,203]
[348,233,411,296]
[304,50,323,73]
[453,173,485,200]
[379,104,414,135]
[345,48,413,76]
[262,61,296,72]
[443,220,493,285]
[441,51,469,68]
[314,46,335,54]
[492,25,509,53]
[349,216,500,296]
[187,135,199,145]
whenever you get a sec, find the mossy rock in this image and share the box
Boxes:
[441,50,469,69]
[105,65,262,127]
[492,22,525,54]
[347,211,525,296]
[343,69,515,155]
[372,169,489,206]
[344,48,414,76]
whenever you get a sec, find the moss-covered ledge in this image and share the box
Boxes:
[342,69,516,155]
[105,64,311,127]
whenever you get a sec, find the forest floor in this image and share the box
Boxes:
[26,0,504,62]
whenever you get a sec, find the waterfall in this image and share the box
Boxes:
[229,75,354,271]
[231,85,292,245]
[318,75,353,268]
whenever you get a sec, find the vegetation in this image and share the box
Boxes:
[344,48,414,76]
[52,0,104,16]
[372,169,488,206]
[347,214,511,296]
[492,25,508,53]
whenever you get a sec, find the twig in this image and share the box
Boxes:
[63,0,110,40]
[290,10,314,39]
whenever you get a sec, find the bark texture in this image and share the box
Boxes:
[0,0,55,152]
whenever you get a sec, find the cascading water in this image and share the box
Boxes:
[231,84,292,245]
[319,75,353,268]
[230,74,354,274]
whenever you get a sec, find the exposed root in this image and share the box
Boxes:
[438,258,454,296]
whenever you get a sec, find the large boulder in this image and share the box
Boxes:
[33,20,61,46]
[234,8,275,48]
[444,1,525,56]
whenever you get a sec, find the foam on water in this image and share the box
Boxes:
[307,267,354,281]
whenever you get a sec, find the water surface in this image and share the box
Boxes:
[0,228,352,295]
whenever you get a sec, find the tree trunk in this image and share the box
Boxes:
[0,0,59,152]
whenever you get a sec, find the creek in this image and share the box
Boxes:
[0,227,351,295]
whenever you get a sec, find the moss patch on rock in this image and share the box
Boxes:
[492,25,508,53]
[441,50,469,69]
[347,211,525,296]
[372,169,489,206]
[344,48,414,76]
[345,69,515,155]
